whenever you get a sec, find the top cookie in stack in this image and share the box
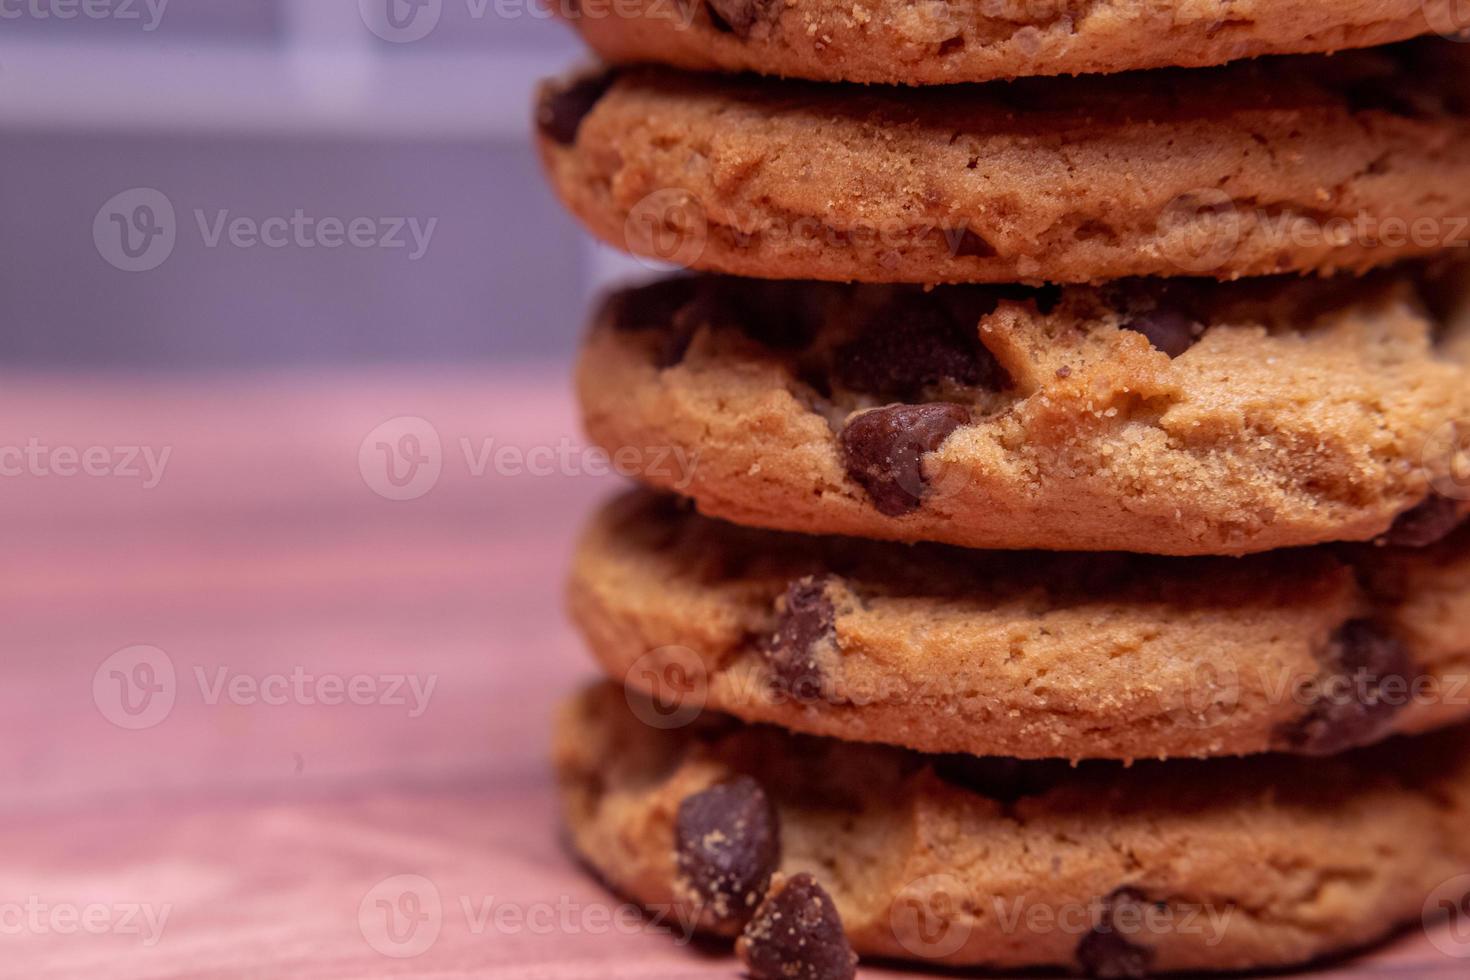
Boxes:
[562,0,1464,84]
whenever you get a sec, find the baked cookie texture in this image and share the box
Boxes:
[578,270,1470,556]
[562,0,1451,85]
[535,43,1470,284]
[557,682,1470,975]
[570,491,1470,761]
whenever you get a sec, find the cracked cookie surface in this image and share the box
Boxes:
[559,0,1453,85]
[557,682,1470,975]
[569,491,1470,761]
[578,270,1470,556]
[536,43,1470,284]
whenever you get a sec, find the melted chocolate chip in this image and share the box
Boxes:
[706,0,771,37]
[1380,494,1466,548]
[1076,889,1158,979]
[835,293,1006,401]
[954,229,997,258]
[840,404,970,516]
[675,776,782,926]
[610,277,698,334]
[1123,309,1204,358]
[536,70,618,146]
[1279,620,1417,757]
[738,873,857,980]
[1342,80,1434,119]
[765,577,837,704]
[933,755,1073,804]
[721,280,821,350]
[1030,283,1065,316]
[608,277,702,368]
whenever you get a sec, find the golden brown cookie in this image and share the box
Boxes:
[579,271,1470,556]
[557,682,1470,975]
[536,44,1470,284]
[559,0,1457,85]
[569,491,1470,761]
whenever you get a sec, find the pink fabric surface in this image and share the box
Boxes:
[1,370,1463,979]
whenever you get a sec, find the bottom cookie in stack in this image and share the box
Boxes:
[556,682,1470,977]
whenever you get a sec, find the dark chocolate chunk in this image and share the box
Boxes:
[609,277,698,334]
[1123,308,1204,358]
[834,293,1006,401]
[1076,889,1158,980]
[1379,493,1466,549]
[706,0,771,37]
[1279,620,1417,756]
[675,776,782,925]
[954,229,997,258]
[536,70,618,146]
[738,873,857,980]
[764,577,836,703]
[840,403,970,516]
[933,755,1074,804]
[607,277,702,368]
[1030,283,1065,316]
[721,280,821,350]
[1341,80,1435,119]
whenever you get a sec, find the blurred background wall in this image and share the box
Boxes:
[0,0,640,369]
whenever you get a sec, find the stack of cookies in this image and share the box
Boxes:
[535,6,1470,976]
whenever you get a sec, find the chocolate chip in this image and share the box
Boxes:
[606,277,703,367]
[536,70,617,146]
[840,404,970,516]
[1031,283,1065,316]
[933,755,1072,804]
[1279,620,1417,757]
[737,873,857,980]
[764,577,836,704]
[1123,309,1204,358]
[834,294,1006,401]
[720,280,821,351]
[1379,493,1466,548]
[609,277,698,333]
[1342,80,1433,119]
[954,229,997,258]
[706,0,771,37]
[675,776,782,926]
[1076,889,1157,980]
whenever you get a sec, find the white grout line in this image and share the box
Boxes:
[0,37,560,140]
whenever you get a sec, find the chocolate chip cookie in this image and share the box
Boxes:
[558,682,1470,975]
[569,491,1470,761]
[579,270,1470,556]
[560,0,1454,85]
[536,43,1470,284]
